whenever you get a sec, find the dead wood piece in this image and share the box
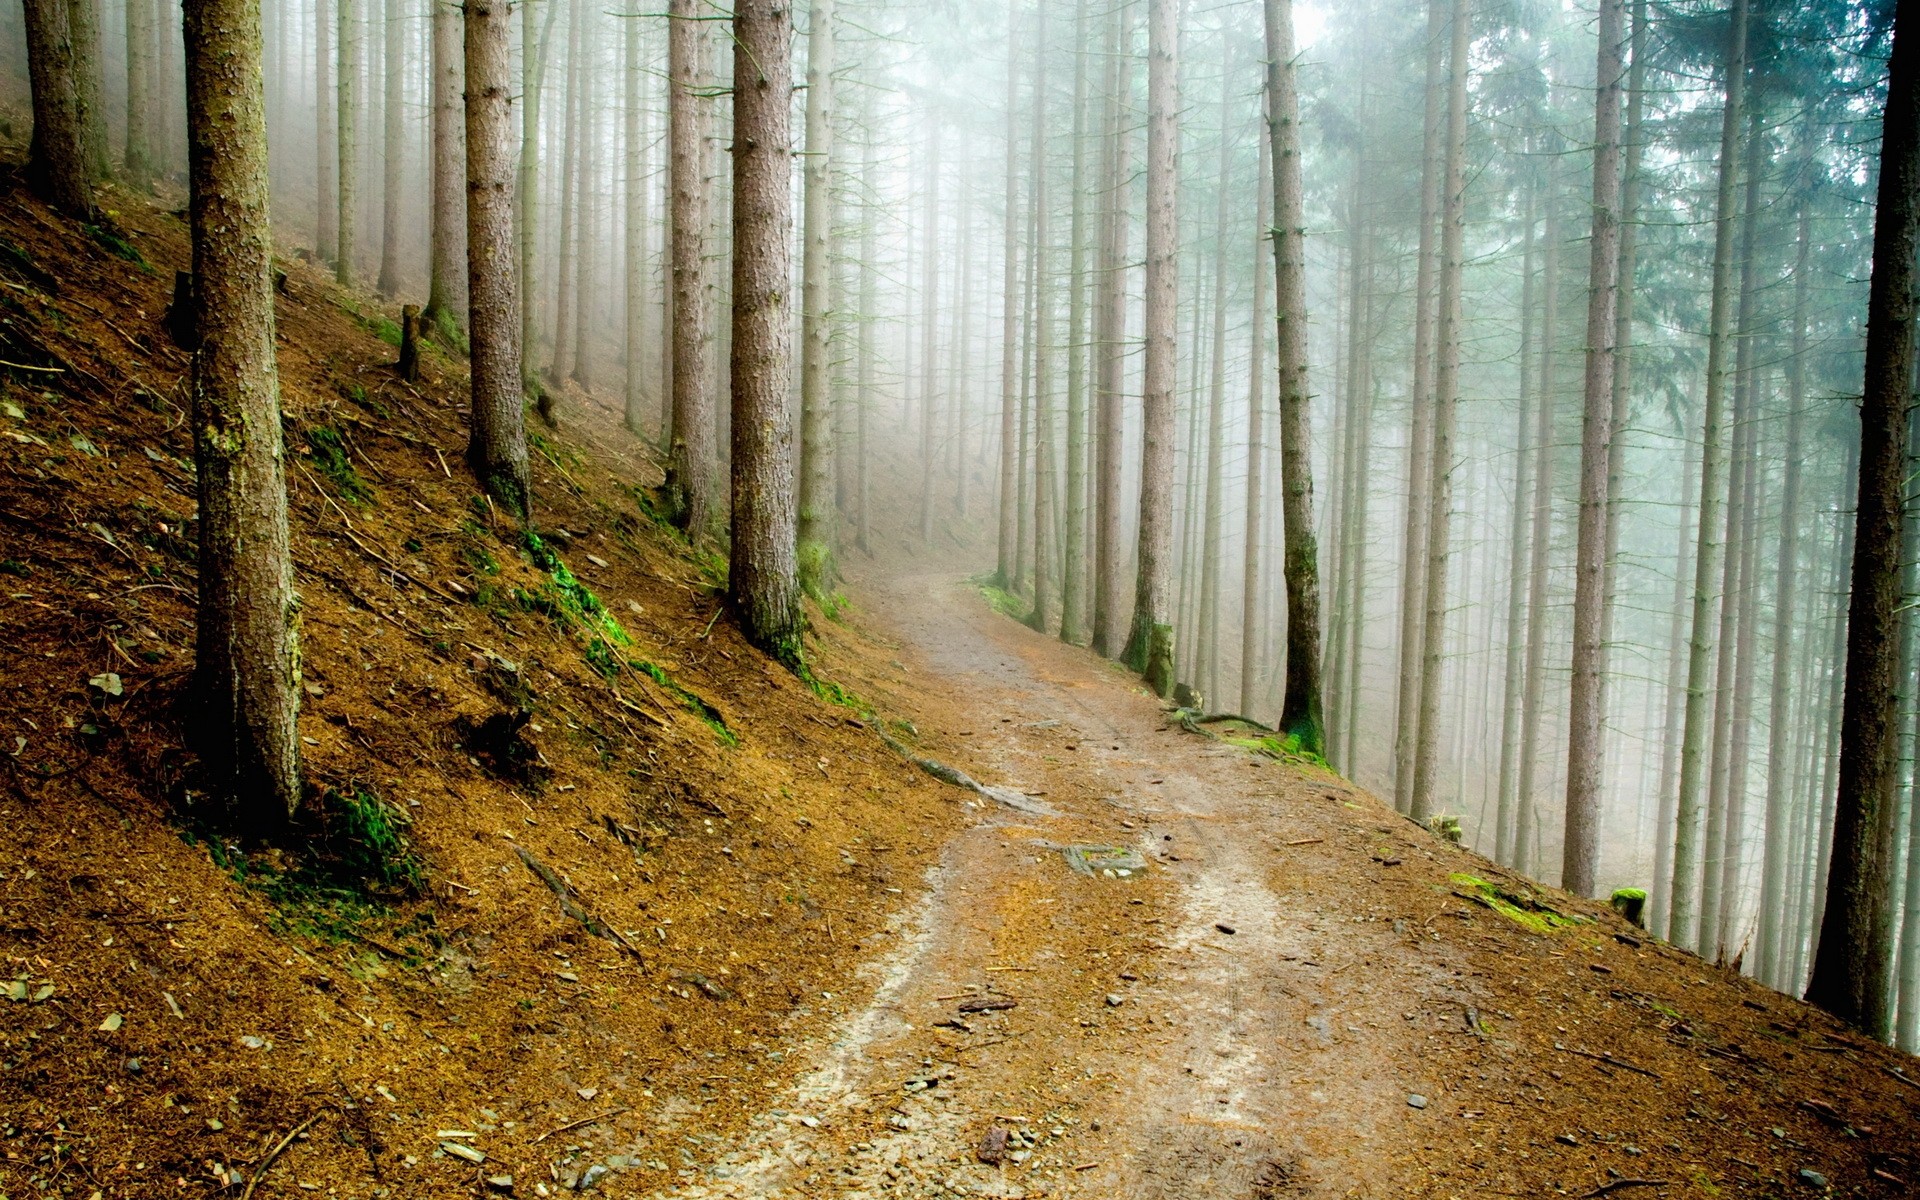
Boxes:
[239,1111,323,1200]
[531,1105,631,1145]
[1553,1042,1660,1080]
[1577,1180,1668,1199]
[513,846,644,963]
[957,996,1017,1014]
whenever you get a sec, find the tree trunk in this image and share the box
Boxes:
[22,0,95,215]
[1123,0,1177,696]
[571,39,598,393]
[665,0,719,539]
[65,0,105,182]
[1496,182,1537,864]
[1808,0,1918,1039]
[1561,0,1626,896]
[378,0,406,296]
[518,0,561,374]
[337,0,360,287]
[550,0,583,383]
[1671,0,1749,954]
[727,0,801,663]
[1650,438,1698,935]
[424,0,466,328]
[1057,0,1094,645]
[856,121,877,556]
[797,0,837,596]
[918,121,942,545]
[1241,132,1273,718]
[316,0,336,259]
[184,0,301,820]
[1026,4,1055,635]
[1517,154,1562,874]
[621,5,649,433]
[464,0,531,516]
[1393,0,1448,810]
[1197,71,1232,699]
[1408,0,1470,822]
[1092,0,1134,659]
[995,0,1025,588]
[123,0,155,185]
[1266,0,1322,751]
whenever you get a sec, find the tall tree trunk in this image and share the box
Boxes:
[995,0,1025,589]
[518,0,560,374]
[424,0,466,328]
[1408,0,1470,822]
[571,41,597,392]
[378,0,406,296]
[1241,133,1273,717]
[1562,0,1626,896]
[1671,0,1749,953]
[797,0,837,595]
[1516,155,1562,874]
[123,0,155,186]
[1060,0,1094,646]
[1026,4,1055,634]
[22,0,95,215]
[665,0,719,539]
[622,6,649,433]
[1124,0,1177,696]
[855,121,877,557]
[728,0,801,663]
[918,121,942,544]
[1393,0,1448,809]
[1496,183,1537,864]
[69,0,106,182]
[1197,72,1232,699]
[1808,0,1919,1038]
[464,0,531,515]
[316,0,336,259]
[1092,0,1134,659]
[337,0,360,287]
[1650,439,1698,935]
[1266,0,1322,750]
[184,0,300,820]
[550,0,583,383]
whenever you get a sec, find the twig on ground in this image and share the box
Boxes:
[1553,1042,1660,1079]
[1577,1179,1668,1198]
[239,1111,322,1200]
[532,1105,632,1145]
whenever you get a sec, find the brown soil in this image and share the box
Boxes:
[0,170,1914,1200]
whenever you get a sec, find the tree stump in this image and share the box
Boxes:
[163,270,195,349]
[1610,887,1647,929]
[396,303,421,381]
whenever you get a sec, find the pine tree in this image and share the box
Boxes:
[797,0,838,595]
[424,0,467,329]
[664,0,720,540]
[22,0,95,215]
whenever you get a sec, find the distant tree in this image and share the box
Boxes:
[728,0,802,662]
[664,0,720,540]
[1808,0,1918,1039]
[21,0,95,215]
[1123,0,1177,697]
[463,0,532,515]
[315,0,337,261]
[123,0,157,187]
[797,0,838,596]
[337,0,360,286]
[377,0,407,297]
[182,0,302,820]
[423,0,467,330]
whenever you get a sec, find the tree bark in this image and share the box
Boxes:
[518,0,560,374]
[1393,0,1448,810]
[1516,153,1562,875]
[123,0,156,185]
[1562,0,1627,895]
[1408,0,1469,822]
[1123,0,1177,696]
[184,0,301,819]
[1670,0,1749,953]
[918,120,943,545]
[1092,0,1133,658]
[378,0,407,296]
[1266,0,1322,751]
[464,0,531,516]
[1808,0,1918,1038]
[1241,132,1273,718]
[425,0,467,328]
[664,0,719,540]
[550,0,583,383]
[1196,71,1232,699]
[797,0,837,596]
[22,0,95,215]
[622,7,651,434]
[1026,5,1055,635]
[1496,181,1537,864]
[337,0,360,286]
[994,0,1024,589]
[728,0,802,663]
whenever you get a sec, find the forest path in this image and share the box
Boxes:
[651,570,1475,1199]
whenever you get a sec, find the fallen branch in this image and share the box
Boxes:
[1577,1179,1668,1199]
[513,846,645,963]
[1553,1042,1660,1080]
[532,1105,631,1145]
[239,1112,323,1200]
[1885,1065,1920,1092]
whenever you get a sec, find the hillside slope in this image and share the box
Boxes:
[0,172,974,1195]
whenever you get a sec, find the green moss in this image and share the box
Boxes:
[977,582,1029,621]
[305,427,373,505]
[369,315,404,346]
[801,664,872,718]
[343,381,391,419]
[631,657,736,745]
[1448,873,1578,935]
[84,223,149,270]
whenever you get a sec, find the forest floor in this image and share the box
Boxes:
[0,170,1914,1200]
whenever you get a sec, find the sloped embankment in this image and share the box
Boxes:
[0,173,975,1195]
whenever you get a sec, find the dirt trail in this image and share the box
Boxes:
[629,572,1574,1198]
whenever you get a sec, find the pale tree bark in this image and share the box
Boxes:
[797,0,837,595]
[518,0,561,372]
[317,0,337,260]
[855,123,877,556]
[378,0,407,296]
[1092,0,1135,659]
[551,0,583,382]
[728,0,801,662]
[1670,0,1749,953]
[1650,440,1697,934]
[68,0,106,182]
[1335,167,1374,773]
[1562,0,1626,896]
[123,0,156,185]
[424,0,466,329]
[1808,0,1918,1039]
[1496,182,1537,864]
[22,0,95,215]
[1408,0,1469,822]
[337,0,360,287]
[1124,0,1177,696]
[1718,374,1763,960]
[918,120,942,545]
[464,0,531,515]
[664,0,719,540]
[1241,132,1272,717]
[1060,0,1093,646]
[622,8,650,434]
[184,0,301,823]
[1266,0,1321,750]
[994,0,1024,588]
[1197,71,1232,698]
[571,43,598,393]
[1516,153,1562,872]
[1394,0,1447,810]
[1025,4,1055,635]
